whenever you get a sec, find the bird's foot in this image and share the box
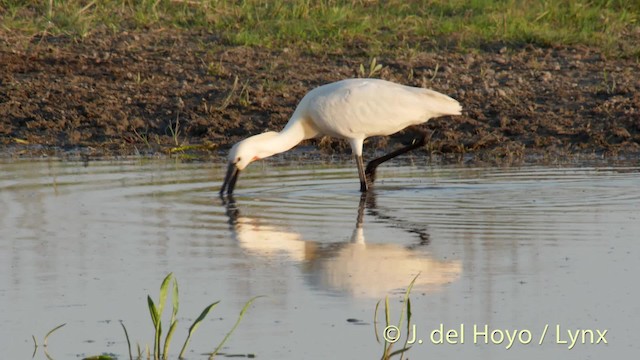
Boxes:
[365,163,378,184]
[365,172,376,186]
[359,180,369,192]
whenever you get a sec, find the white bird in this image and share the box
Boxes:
[220,78,462,194]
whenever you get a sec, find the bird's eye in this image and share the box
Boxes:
[236,157,241,163]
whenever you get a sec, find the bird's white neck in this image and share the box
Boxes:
[251,117,317,160]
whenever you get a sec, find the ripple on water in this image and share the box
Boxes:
[219,164,640,245]
[1,159,639,359]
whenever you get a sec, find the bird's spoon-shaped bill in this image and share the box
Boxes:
[220,162,240,195]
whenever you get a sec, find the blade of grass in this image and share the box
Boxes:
[157,322,162,360]
[387,346,412,358]
[209,296,264,359]
[383,296,390,357]
[163,277,179,359]
[44,323,66,347]
[163,321,178,360]
[171,278,179,324]
[158,273,174,317]
[78,0,96,15]
[150,273,173,360]
[397,274,419,328]
[373,300,381,344]
[120,321,133,360]
[148,296,160,360]
[178,301,221,359]
[400,297,412,360]
[378,274,420,359]
[219,75,239,110]
[148,296,159,327]
[32,335,38,358]
[384,296,390,328]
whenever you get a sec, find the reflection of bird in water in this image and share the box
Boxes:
[223,195,318,262]
[222,193,461,298]
[220,78,462,194]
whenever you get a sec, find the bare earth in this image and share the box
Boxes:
[1,29,639,161]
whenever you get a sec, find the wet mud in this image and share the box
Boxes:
[1,30,639,160]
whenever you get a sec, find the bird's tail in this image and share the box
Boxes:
[422,89,462,117]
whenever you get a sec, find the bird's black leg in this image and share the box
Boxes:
[356,155,369,192]
[365,130,428,184]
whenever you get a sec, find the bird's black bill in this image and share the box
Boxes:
[220,163,240,195]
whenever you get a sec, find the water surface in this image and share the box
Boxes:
[1,158,638,359]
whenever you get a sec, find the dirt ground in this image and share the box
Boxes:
[1,29,639,162]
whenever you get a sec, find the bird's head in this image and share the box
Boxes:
[220,131,279,195]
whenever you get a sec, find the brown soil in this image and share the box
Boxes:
[1,29,639,161]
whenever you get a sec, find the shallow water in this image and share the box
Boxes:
[1,158,638,359]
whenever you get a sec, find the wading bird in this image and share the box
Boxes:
[220,78,461,194]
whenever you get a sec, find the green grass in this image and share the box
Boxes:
[1,0,639,56]
[374,274,419,360]
[142,272,262,360]
[35,273,261,360]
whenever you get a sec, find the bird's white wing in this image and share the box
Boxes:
[303,79,460,139]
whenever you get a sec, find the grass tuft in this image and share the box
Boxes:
[138,273,261,359]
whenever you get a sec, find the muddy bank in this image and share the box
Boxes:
[1,29,639,160]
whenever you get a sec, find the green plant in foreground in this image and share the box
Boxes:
[32,273,260,360]
[140,272,262,360]
[374,274,419,360]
